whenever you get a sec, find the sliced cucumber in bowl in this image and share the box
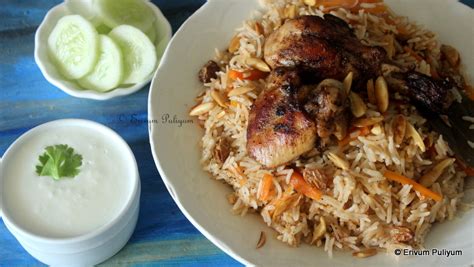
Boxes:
[65,0,102,26]
[109,25,157,84]
[96,0,156,33]
[78,35,123,92]
[47,15,99,79]
[38,0,169,98]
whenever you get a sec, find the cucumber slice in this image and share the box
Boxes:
[78,35,123,92]
[109,25,157,84]
[96,0,156,32]
[65,0,101,26]
[47,15,99,79]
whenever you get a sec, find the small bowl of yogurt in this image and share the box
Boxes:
[0,119,140,266]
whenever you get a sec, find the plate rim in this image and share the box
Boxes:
[148,0,474,265]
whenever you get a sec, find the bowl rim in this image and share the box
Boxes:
[34,2,172,101]
[0,119,140,246]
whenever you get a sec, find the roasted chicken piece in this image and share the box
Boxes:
[386,71,454,114]
[246,69,317,168]
[247,69,350,167]
[303,79,349,140]
[264,15,386,88]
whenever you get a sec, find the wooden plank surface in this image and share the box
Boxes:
[0,0,239,266]
[0,0,472,266]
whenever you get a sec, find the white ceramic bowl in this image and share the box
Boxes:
[0,119,140,266]
[35,2,172,100]
[148,0,474,266]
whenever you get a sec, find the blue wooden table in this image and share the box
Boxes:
[0,0,239,266]
[0,1,472,266]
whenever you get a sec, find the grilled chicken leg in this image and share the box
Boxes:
[247,69,317,168]
[247,70,350,167]
[264,15,386,88]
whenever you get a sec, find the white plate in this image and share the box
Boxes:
[35,2,172,100]
[148,0,474,265]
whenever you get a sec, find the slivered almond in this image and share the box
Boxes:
[256,231,266,249]
[371,124,383,135]
[343,72,354,94]
[334,121,347,141]
[246,57,271,72]
[228,86,253,97]
[367,79,376,105]
[284,5,297,19]
[353,248,377,258]
[353,116,384,128]
[375,76,389,113]
[419,158,455,187]
[311,217,326,244]
[272,194,300,219]
[406,122,426,152]
[189,102,214,116]
[318,79,343,91]
[228,35,241,53]
[349,92,367,118]
[254,22,264,35]
[304,0,316,6]
[216,110,226,119]
[211,90,227,107]
[327,152,349,170]
[392,114,407,145]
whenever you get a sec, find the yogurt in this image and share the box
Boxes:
[2,123,134,238]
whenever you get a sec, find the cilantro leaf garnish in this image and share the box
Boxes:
[35,144,83,180]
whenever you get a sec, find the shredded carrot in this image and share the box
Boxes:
[383,170,442,201]
[463,168,474,177]
[234,165,244,176]
[318,0,358,9]
[455,156,474,176]
[403,47,424,62]
[396,25,410,35]
[260,174,274,201]
[233,165,247,186]
[228,69,267,81]
[358,0,383,3]
[338,126,370,148]
[290,171,323,200]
